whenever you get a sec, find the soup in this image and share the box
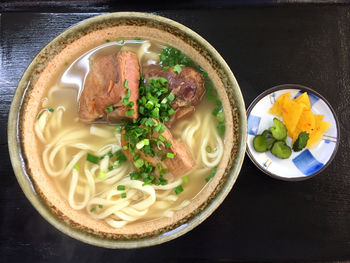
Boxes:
[33,40,225,228]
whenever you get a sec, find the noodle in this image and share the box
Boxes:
[33,40,225,228]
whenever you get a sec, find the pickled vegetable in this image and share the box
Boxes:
[292,131,309,152]
[270,118,287,140]
[271,141,292,159]
[253,134,268,152]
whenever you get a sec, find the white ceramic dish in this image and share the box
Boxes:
[246,84,339,181]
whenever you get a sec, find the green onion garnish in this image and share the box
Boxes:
[174,185,183,195]
[90,207,96,212]
[173,64,182,74]
[48,107,54,112]
[124,79,129,88]
[98,171,106,180]
[167,93,175,102]
[73,164,80,171]
[168,108,175,116]
[205,167,218,182]
[158,135,166,142]
[126,109,135,116]
[105,105,114,113]
[166,153,175,159]
[134,159,144,169]
[121,192,127,198]
[117,185,125,191]
[217,122,226,136]
[206,146,212,153]
[216,112,225,122]
[98,204,103,208]
[165,141,172,148]
[183,176,189,183]
[86,153,99,164]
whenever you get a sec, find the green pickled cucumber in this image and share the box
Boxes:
[270,141,292,159]
[270,118,287,140]
[253,134,268,152]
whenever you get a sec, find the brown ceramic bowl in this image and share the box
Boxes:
[8,12,247,248]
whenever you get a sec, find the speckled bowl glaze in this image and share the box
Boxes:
[8,12,247,248]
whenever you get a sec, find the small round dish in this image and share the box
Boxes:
[246,84,339,181]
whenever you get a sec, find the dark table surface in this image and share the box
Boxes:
[1,5,350,263]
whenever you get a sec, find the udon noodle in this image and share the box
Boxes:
[34,40,224,228]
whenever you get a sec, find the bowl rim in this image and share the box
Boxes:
[7,11,247,248]
[246,84,340,182]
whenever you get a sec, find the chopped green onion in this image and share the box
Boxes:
[108,151,113,158]
[98,171,106,180]
[90,207,96,212]
[183,176,189,183]
[86,153,99,164]
[206,146,212,153]
[173,64,182,74]
[108,166,114,171]
[48,107,54,112]
[167,93,175,102]
[216,112,225,122]
[136,139,149,150]
[106,39,110,42]
[73,164,80,171]
[134,159,144,169]
[36,112,42,119]
[217,122,226,136]
[126,109,135,116]
[130,171,140,180]
[133,153,141,161]
[174,185,183,195]
[105,105,114,113]
[158,135,166,142]
[100,156,105,160]
[166,152,175,159]
[117,185,125,191]
[165,141,172,148]
[168,108,175,116]
[124,79,129,88]
[159,77,168,85]
[123,145,128,150]
[205,167,218,182]
[121,192,127,198]
[98,204,103,208]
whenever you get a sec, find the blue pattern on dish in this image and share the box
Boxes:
[292,149,324,176]
[247,115,261,136]
[294,91,320,106]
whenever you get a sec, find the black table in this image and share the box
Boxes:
[1,6,350,262]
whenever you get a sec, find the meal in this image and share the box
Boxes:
[33,39,226,228]
[253,91,330,158]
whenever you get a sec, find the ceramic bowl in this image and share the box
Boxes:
[8,12,247,248]
[246,84,339,181]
